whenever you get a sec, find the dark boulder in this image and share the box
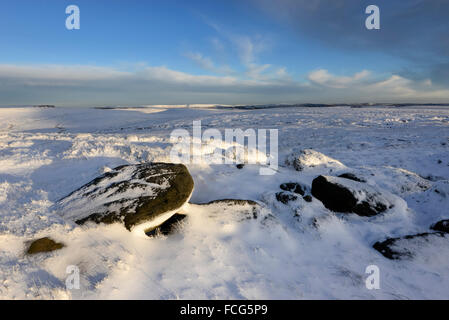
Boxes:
[58,163,194,232]
[431,219,449,233]
[27,237,64,255]
[303,195,313,203]
[311,175,392,216]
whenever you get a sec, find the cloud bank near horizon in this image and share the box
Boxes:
[0,64,448,107]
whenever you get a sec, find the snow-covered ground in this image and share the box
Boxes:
[0,105,448,299]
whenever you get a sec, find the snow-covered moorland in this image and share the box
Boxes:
[0,105,448,299]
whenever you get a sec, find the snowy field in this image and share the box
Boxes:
[0,105,448,299]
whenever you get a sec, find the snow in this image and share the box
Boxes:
[0,105,448,299]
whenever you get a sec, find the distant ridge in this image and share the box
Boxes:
[1,103,449,109]
[214,103,449,110]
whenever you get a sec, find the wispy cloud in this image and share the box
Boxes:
[210,37,225,54]
[195,18,281,81]
[184,52,234,75]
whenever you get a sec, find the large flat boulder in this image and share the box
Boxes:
[57,163,194,233]
[311,175,394,216]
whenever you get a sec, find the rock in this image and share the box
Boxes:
[278,183,313,204]
[373,232,448,260]
[145,214,187,237]
[57,163,194,232]
[27,237,64,255]
[236,164,245,169]
[285,149,345,172]
[311,175,393,216]
[280,182,305,196]
[338,173,366,183]
[303,195,313,203]
[431,219,449,233]
[275,192,298,204]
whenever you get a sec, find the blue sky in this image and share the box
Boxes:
[0,0,448,106]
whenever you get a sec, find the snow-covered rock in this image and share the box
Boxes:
[279,182,306,196]
[311,175,395,216]
[275,182,313,206]
[372,166,431,197]
[337,172,366,183]
[57,163,194,234]
[275,192,299,204]
[373,232,449,260]
[285,149,346,173]
[410,180,449,227]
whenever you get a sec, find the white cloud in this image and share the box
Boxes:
[139,66,238,86]
[275,67,289,79]
[365,75,415,96]
[308,69,370,88]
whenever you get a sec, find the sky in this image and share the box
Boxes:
[0,0,448,107]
